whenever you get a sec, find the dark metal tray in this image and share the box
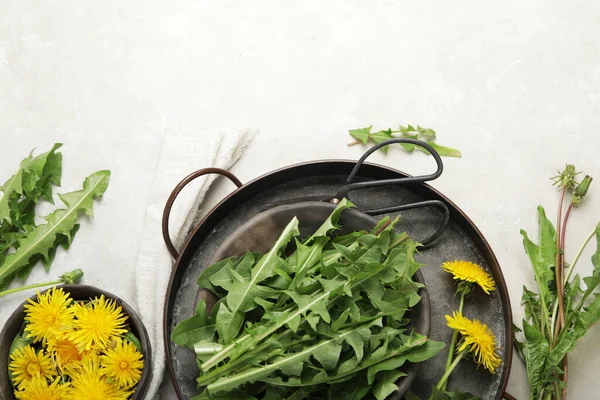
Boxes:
[163,160,512,400]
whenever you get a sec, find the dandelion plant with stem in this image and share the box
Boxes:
[435,260,498,394]
[516,165,599,400]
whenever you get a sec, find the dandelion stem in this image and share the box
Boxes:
[564,228,597,284]
[441,293,465,391]
[435,350,466,390]
[0,269,83,298]
[543,390,551,400]
[554,186,567,339]
[0,280,62,298]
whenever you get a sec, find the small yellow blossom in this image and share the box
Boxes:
[442,260,496,294]
[446,311,501,373]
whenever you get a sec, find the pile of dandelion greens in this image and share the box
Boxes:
[171,199,446,400]
[0,143,110,297]
[8,287,144,399]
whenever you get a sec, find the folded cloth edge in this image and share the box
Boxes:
[133,128,256,400]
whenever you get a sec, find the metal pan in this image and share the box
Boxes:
[162,140,513,399]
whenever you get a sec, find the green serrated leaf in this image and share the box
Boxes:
[574,293,600,339]
[331,308,351,332]
[234,251,259,279]
[328,372,372,400]
[521,286,541,328]
[209,263,235,292]
[564,274,581,313]
[348,126,373,144]
[216,301,245,344]
[291,237,328,290]
[40,224,81,272]
[58,223,80,250]
[16,257,39,282]
[2,227,79,288]
[591,222,600,273]
[348,124,460,157]
[399,134,418,153]
[285,289,333,324]
[423,142,462,158]
[11,200,37,230]
[263,386,306,400]
[198,257,237,297]
[125,331,143,353]
[417,125,436,139]
[548,330,576,367]
[372,369,405,400]
[572,223,600,336]
[9,332,32,356]
[309,198,355,240]
[1,144,63,233]
[367,354,407,385]
[523,320,549,398]
[520,206,556,313]
[0,170,110,283]
[8,332,33,383]
[0,155,32,223]
[312,339,342,371]
[22,143,63,204]
[369,129,395,153]
[171,299,216,348]
[254,297,274,312]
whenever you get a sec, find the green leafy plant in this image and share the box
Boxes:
[515,165,598,400]
[0,144,110,294]
[348,125,462,158]
[172,200,444,399]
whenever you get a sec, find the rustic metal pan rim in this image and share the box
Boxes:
[163,159,513,400]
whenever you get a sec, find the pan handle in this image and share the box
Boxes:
[162,168,243,259]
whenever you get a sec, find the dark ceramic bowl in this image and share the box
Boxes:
[0,284,152,400]
[193,202,431,399]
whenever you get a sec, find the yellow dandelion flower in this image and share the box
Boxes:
[46,332,83,371]
[442,260,496,294]
[14,376,69,400]
[68,295,128,351]
[66,354,131,400]
[24,287,74,343]
[446,311,501,373]
[100,339,144,387]
[9,345,55,389]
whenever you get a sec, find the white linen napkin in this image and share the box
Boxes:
[133,128,255,399]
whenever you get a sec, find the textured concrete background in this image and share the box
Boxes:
[2,1,600,398]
